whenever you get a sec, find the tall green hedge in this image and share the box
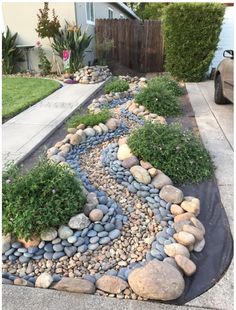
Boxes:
[162,3,225,82]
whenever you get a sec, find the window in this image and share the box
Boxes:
[86,3,95,24]
[120,14,124,19]
[108,8,113,19]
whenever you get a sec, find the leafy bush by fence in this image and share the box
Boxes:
[162,3,225,82]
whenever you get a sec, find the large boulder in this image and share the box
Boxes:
[151,172,173,189]
[181,197,200,216]
[117,144,133,161]
[128,260,185,300]
[130,165,151,185]
[54,277,95,294]
[159,185,184,204]
[96,275,128,294]
[105,118,119,131]
[68,214,90,230]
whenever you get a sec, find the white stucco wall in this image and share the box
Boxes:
[2,2,76,72]
[210,7,234,70]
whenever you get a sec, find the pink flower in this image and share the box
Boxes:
[36,41,42,47]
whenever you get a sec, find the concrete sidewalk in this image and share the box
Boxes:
[185,81,233,310]
[2,80,107,168]
[2,80,233,310]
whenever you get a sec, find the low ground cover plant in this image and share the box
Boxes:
[135,78,182,117]
[151,74,184,97]
[104,78,129,94]
[2,160,86,240]
[2,77,60,120]
[128,122,214,184]
[67,109,111,128]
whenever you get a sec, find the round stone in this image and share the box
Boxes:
[11,242,22,249]
[94,224,104,232]
[99,237,111,245]
[44,243,53,252]
[53,244,64,252]
[87,230,97,237]
[89,236,99,244]
[40,228,57,241]
[77,244,88,253]
[108,229,121,240]
[68,214,90,230]
[64,246,77,257]
[117,144,133,161]
[89,209,103,222]
[74,237,85,247]
[104,223,116,232]
[88,243,99,250]
[130,166,151,185]
[58,225,73,239]
[52,252,65,260]
[44,252,53,260]
[67,236,77,244]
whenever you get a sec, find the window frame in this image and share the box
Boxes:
[108,7,114,19]
[86,3,95,25]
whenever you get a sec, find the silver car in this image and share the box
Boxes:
[214,50,234,104]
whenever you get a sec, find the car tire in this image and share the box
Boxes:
[214,74,227,104]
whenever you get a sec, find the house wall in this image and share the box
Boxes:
[209,6,234,71]
[75,2,131,65]
[2,2,76,72]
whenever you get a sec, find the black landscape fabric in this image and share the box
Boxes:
[163,179,233,305]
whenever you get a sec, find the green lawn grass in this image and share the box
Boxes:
[2,77,61,120]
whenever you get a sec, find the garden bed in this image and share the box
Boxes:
[2,74,233,304]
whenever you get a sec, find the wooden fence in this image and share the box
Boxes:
[95,19,164,73]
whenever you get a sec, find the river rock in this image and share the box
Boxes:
[96,275,128,294]
[105,118,119,131]
[130,166,151,185]
[121,156,139,169]
[89,209,103,222]
[193,238,205,252]
[159,185,184,204]
[174,212,196,223]
[181,197,200,216]
[151,173,173,189]
[54,277,95,293]
[93,125,103,135]
[118,137,127,145]
[70,134,82,146]
[35,272,53,288]
[182,225,204,241]
[148,168,158,177]
[173,220,191,233]
[98,123,109,134]
[170,204,185,215]
[68,214,90,230]
[173,231,195,246]
[117,144,133,161]
[190,217,206,234]
[84,128,96,137]
[164,243,190,258]
[128,260,185,300]
[40,228,57,241]
[140,160,152,170]
[175,255,197,276]
[2,234,11,253]
[58,225,73,239]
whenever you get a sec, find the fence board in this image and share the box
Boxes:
[95,19,164,72]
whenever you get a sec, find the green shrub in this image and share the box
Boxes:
[67,109,111,128]
[150,74,184,97]
[162,3,225,82]
[135,79,182,117]
[51,21,92,72]
[2,26,24,74]
[2,160,86,240]
[127,122,214,185]
[104,78,129,94]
